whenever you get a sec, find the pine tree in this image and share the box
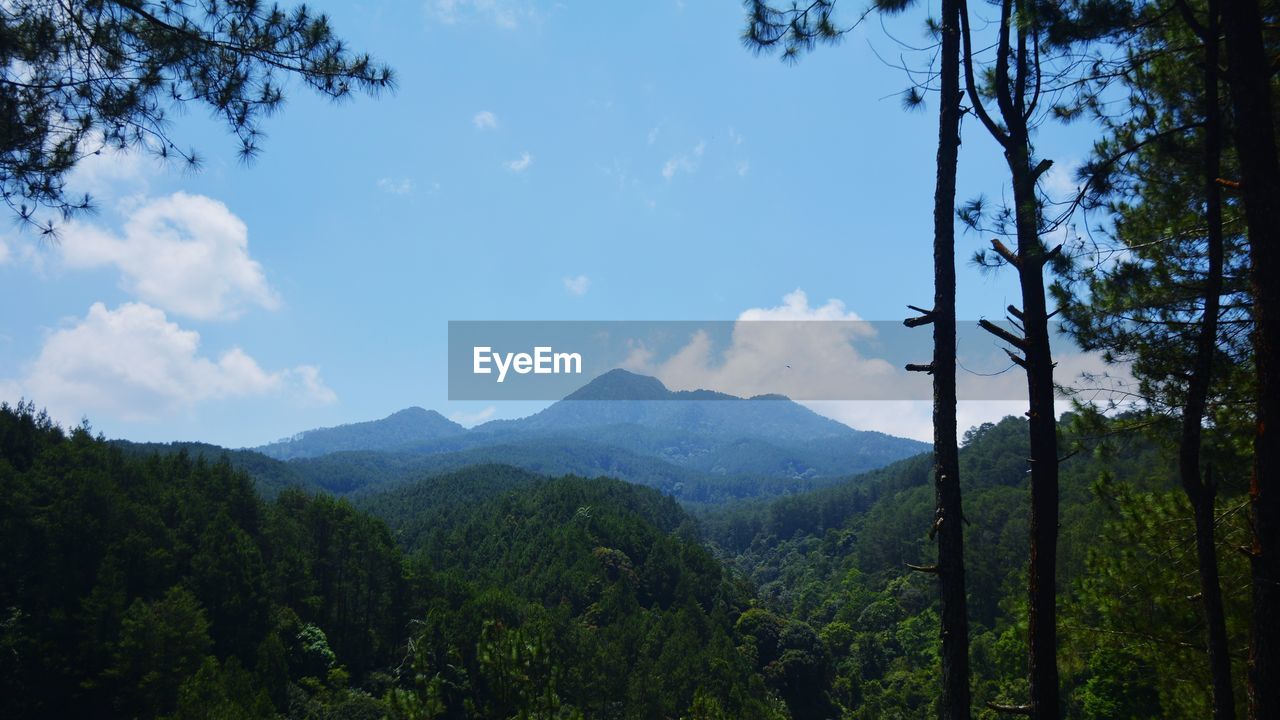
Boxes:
[0,0,393,231]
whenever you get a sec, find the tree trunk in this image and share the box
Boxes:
[1178,1,1234,715]
[1220,3,1280,717]
[934,1,970,717]
[960,1,1060,715]
[1007,146,1060,720]
[1004,3,1059,716]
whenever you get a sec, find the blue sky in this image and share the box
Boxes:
[0,0,1104,446]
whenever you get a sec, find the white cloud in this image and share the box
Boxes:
[622,290,896,402]
[376,177,414,195]
[288,365,339,407]
[728,127,745,145]
[738,288,867,322]
[473,110,499,129]
[64,143,151,212]
[1041,158,1080,201]
[800,400,1061,443]
[801,329,1134,441]
[662,140,705,180]
[5,302,335,423]
[737,161,751,176]
[563,274,591,296]
[449,405,496,426]
[59,192,278,321]
[506,151,534,172]
[428,0,533,29]
[647,126,661,145]
[0,236,9,265]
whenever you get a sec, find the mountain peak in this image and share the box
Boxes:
[388,406,437,420]
[254,405,465,460]
[564,369,673,401]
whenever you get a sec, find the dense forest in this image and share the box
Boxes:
[0,402,785,719]
[0,396,1256,718]
[700,413,1252,718]
[4,0,1279,717]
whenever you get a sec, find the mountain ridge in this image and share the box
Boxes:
[245,369,928,500]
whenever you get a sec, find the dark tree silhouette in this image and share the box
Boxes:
[1219,2,1280,717]
[1057,1,1244,714]
[1175,2,1235,715]
[959,1,1069,715]
[742,1,973,717]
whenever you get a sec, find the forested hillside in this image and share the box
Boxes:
[0,402,407,718]
[0,402,786,719]
[255,408,468,461]
[223,371,927,504]
[699,414,1254,718]
[4,395,1260,719]
[359,466,786,719]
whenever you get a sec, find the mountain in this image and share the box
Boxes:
[283,437,704,497]
[464,369,928,481]
[473,368,855,442]
[254,406,466,460]
[233,370,928,502]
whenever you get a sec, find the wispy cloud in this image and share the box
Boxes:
[376,177,414,195]
[662,140,705,180]
[473,110,499,129]
[428,0,534,30]
[449,405,496,426]
[506,151,534,172]
[1041,158,1081,200]
[563,274,591,296]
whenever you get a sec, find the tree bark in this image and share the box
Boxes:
[1220,2,1280,718]
[1177,1,1234,715]
[934,1,970,718]
[1008,147,1060,720]
[959,1,1060,715]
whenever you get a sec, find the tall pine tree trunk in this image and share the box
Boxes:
[1177,1,1234,715]
[1220,2,1280,718]
[961,1,1060,715]
[934,1,970,716]
[1007,145,1061,720]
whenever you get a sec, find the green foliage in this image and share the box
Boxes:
[0,0,393,230]
[3,396,1254,717]
[701,411,1251,718]
[0,400,406,718]
[107,586,213,717]
[367,469,786,719]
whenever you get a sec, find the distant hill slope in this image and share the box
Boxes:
[462,370,926,490]
[472,368,864,443]
[240,370,927,500]
[254,406,466,460]
[285,437,705,497]
[112,440,308,499]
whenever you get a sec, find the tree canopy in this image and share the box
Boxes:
[0,0,393,232]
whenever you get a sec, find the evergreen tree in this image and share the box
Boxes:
[0,0,393,231]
